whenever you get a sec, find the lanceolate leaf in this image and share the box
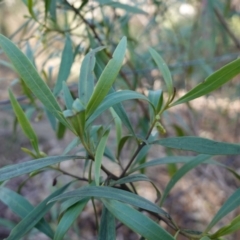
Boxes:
[54,198,89,240]
[95,128,110,186]
[171,58,240,106]
[86,90,153,123]
[210,215,240,238]
[62,82,74,110]
[49,186,172,222]
[99,206,116,240]
[0,187,53,238]
[53,35,73,96]
[0,155,82,182]
[151,137,240,155]
[205,188,240,233]
[79,46,105,106]
[0,34,72,131]
[102,199,174,240]
[6,182,72,240]
[9,89,40,155]
[86,36,127,117]
[149,48,173,102]
[160,154,211,206]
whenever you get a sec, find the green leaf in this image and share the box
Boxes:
[0,218,15,230]
[54,198,89,240]
[151,137,240,155]
[99,206,116,240]
[6,183,72,240]
[160,154,211,206]
[62,82,74,110]
[62,137,80,155]
[129,156,194,174]
[211,215,240,238]
[149,48,173,102]
[53,35,73,96]
[110,107,122,146]
[171,58,240,106]
[0,187,53,238]
[25,41,36,67]
[205,188,240,233]
[86,36,127,117]
[79,46,105,106]
[200,237,211,240]
[102,199,174,240]
[0,155,81,182]
[86,90,152,123]
[148,90,163,118]
[95,128,110,186]
[100,1,148,15]
[0,34,72,131]
[27,0,37,20]
[9,89,40,155]
[49,186,171,222]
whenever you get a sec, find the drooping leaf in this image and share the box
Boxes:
[6,182,72,240]
[95,128,110,186]
[205,188,240,232]
[54,198,89,240]
[99,206,116,240]
[148,90,163,119]
[53,35,73,96]
[171,58,240,106]
[0,34,73,131]
[9,89,40,155]
[151,137,240,155]
[49,186,172,222]
[86,36,127,117]
[102,199,174,240]
[86,90,153,123]
[149,48,173,102]
[0,187,53,238]
[0,155,82,182]
[160,154,211,206]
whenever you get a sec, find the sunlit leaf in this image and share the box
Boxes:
[86,36,127,117]
[171,58,240,106]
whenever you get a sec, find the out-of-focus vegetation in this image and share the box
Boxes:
[1,1,240,240]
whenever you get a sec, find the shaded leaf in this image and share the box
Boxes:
[151,137,240,155]
[99,206,116,240]
[102,199,174,240]
[0,155,82,182]
[53,35,73,96]
[160,154,211,206]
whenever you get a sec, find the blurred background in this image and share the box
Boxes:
[1,0,240,239]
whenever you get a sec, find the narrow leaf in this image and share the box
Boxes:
[211,215,240,238]
[79,46,105,106]
[62,82,74,110]
[49,186,172,222]
[149,48,173,101]
[53,35,73,96]
[103,199,174,240]
[6,183,71,240]
[95,129,110,186]
[86,36,127,117]
[54,198,89,240]
[151,137,240,155]
[0,155,81,182]
[99,206,116,240]
[0,187,53,238]
[171,58,240,106]
[160,154,211,206]
[0,34,72,130]
[205,188,240,232]
[9,89,40,155]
